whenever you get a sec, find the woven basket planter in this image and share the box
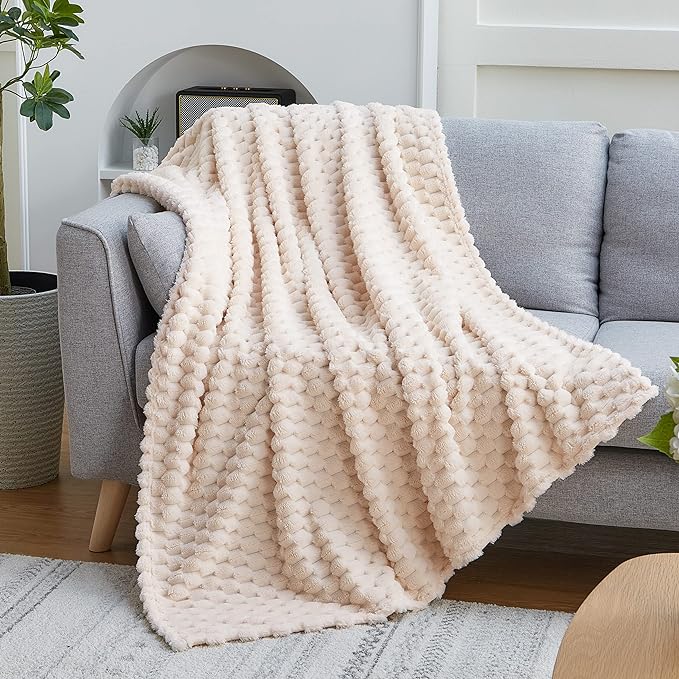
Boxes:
[0,271,63,489]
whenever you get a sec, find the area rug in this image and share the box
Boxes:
[0,554,570,679]
[111,101,655,649]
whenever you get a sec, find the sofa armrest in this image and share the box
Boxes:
[57,193,160,483]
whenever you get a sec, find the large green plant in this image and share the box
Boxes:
[0,0,83,296]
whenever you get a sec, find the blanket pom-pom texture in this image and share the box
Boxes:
[112,102,657,650]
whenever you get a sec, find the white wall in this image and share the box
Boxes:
[0,48,20,268]
[25,0,424,272]
[439,0,679,131]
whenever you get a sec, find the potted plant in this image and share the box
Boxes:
[120,108,162,171]
[0,0,83,489]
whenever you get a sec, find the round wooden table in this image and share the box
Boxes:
[553,553,679,678]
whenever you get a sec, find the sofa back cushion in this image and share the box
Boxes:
[128,211,186,316]
[441,118,608,316]
[600,129,679,322]
[128,119,610,319]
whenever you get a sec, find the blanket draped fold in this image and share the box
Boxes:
[112,102,656,650]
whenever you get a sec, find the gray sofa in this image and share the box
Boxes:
[57,118,679,550]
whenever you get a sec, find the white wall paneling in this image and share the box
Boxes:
[439,0,679,128]
[26,0,437,273]
[417,0,439,108]
[479,0,679,30]
[477,66,679,134]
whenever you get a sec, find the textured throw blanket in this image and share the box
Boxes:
[112,102,656,651]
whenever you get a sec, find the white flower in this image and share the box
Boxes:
[666,366,679,410]
[671,421,679,460]
[670,436,679,462]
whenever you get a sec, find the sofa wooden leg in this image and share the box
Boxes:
[89,480,131,552]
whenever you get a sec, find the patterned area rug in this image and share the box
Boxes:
[0,554,570,679]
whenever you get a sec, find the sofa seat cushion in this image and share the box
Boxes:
[128,211,186,316]
[528,309,599,341]
[600,129,679,323]
[442,118,608,316]
[135,332,155,408]
[594,320,679,448]
[134,310,599,409]
[530,446,679,530]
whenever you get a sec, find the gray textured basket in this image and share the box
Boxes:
[0,271,63,489]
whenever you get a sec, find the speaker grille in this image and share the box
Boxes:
[178,94,279,135]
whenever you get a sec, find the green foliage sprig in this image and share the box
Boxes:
[1,0,84,131]
[639,356,679,459]
[20,64,72,130]
[0,0,84,295]
[120,108,162,145]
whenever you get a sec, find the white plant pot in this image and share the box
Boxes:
[133,136,159,171]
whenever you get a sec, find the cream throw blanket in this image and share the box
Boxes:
[112,102,656,650]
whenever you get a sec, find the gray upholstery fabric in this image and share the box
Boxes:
[135,332,155,408]
[528,309,599,341]
[57,194,161,484]
[594,320,679,449]
[530,446,679,530]
[442,118,608,316]
[600,129,679,323]
[128,211,186,316]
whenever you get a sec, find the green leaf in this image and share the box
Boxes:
[62,43,83,58]
[34,101,53,131]
[22,82,38,97]
[33,69,43,91]
[638,411,676,457]
[120,108,162,142]
[30,65,55,95]
[19,99,36,118]
[8,6,21,20]
[55,26,76,40]
[46,87,73,103]
[53,15,80,27]
[671,357,679,371]
[29,1,48,19]
[53,0,84,15]
[45,101,69,118]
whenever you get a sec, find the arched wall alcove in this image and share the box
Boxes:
[99,44,316,183]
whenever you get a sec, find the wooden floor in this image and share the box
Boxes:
[0,425,138,566]
[2,425,679,613]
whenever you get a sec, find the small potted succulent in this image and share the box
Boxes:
[639,358,679,460]
[120,108,162,171]
[0,0,84,489]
